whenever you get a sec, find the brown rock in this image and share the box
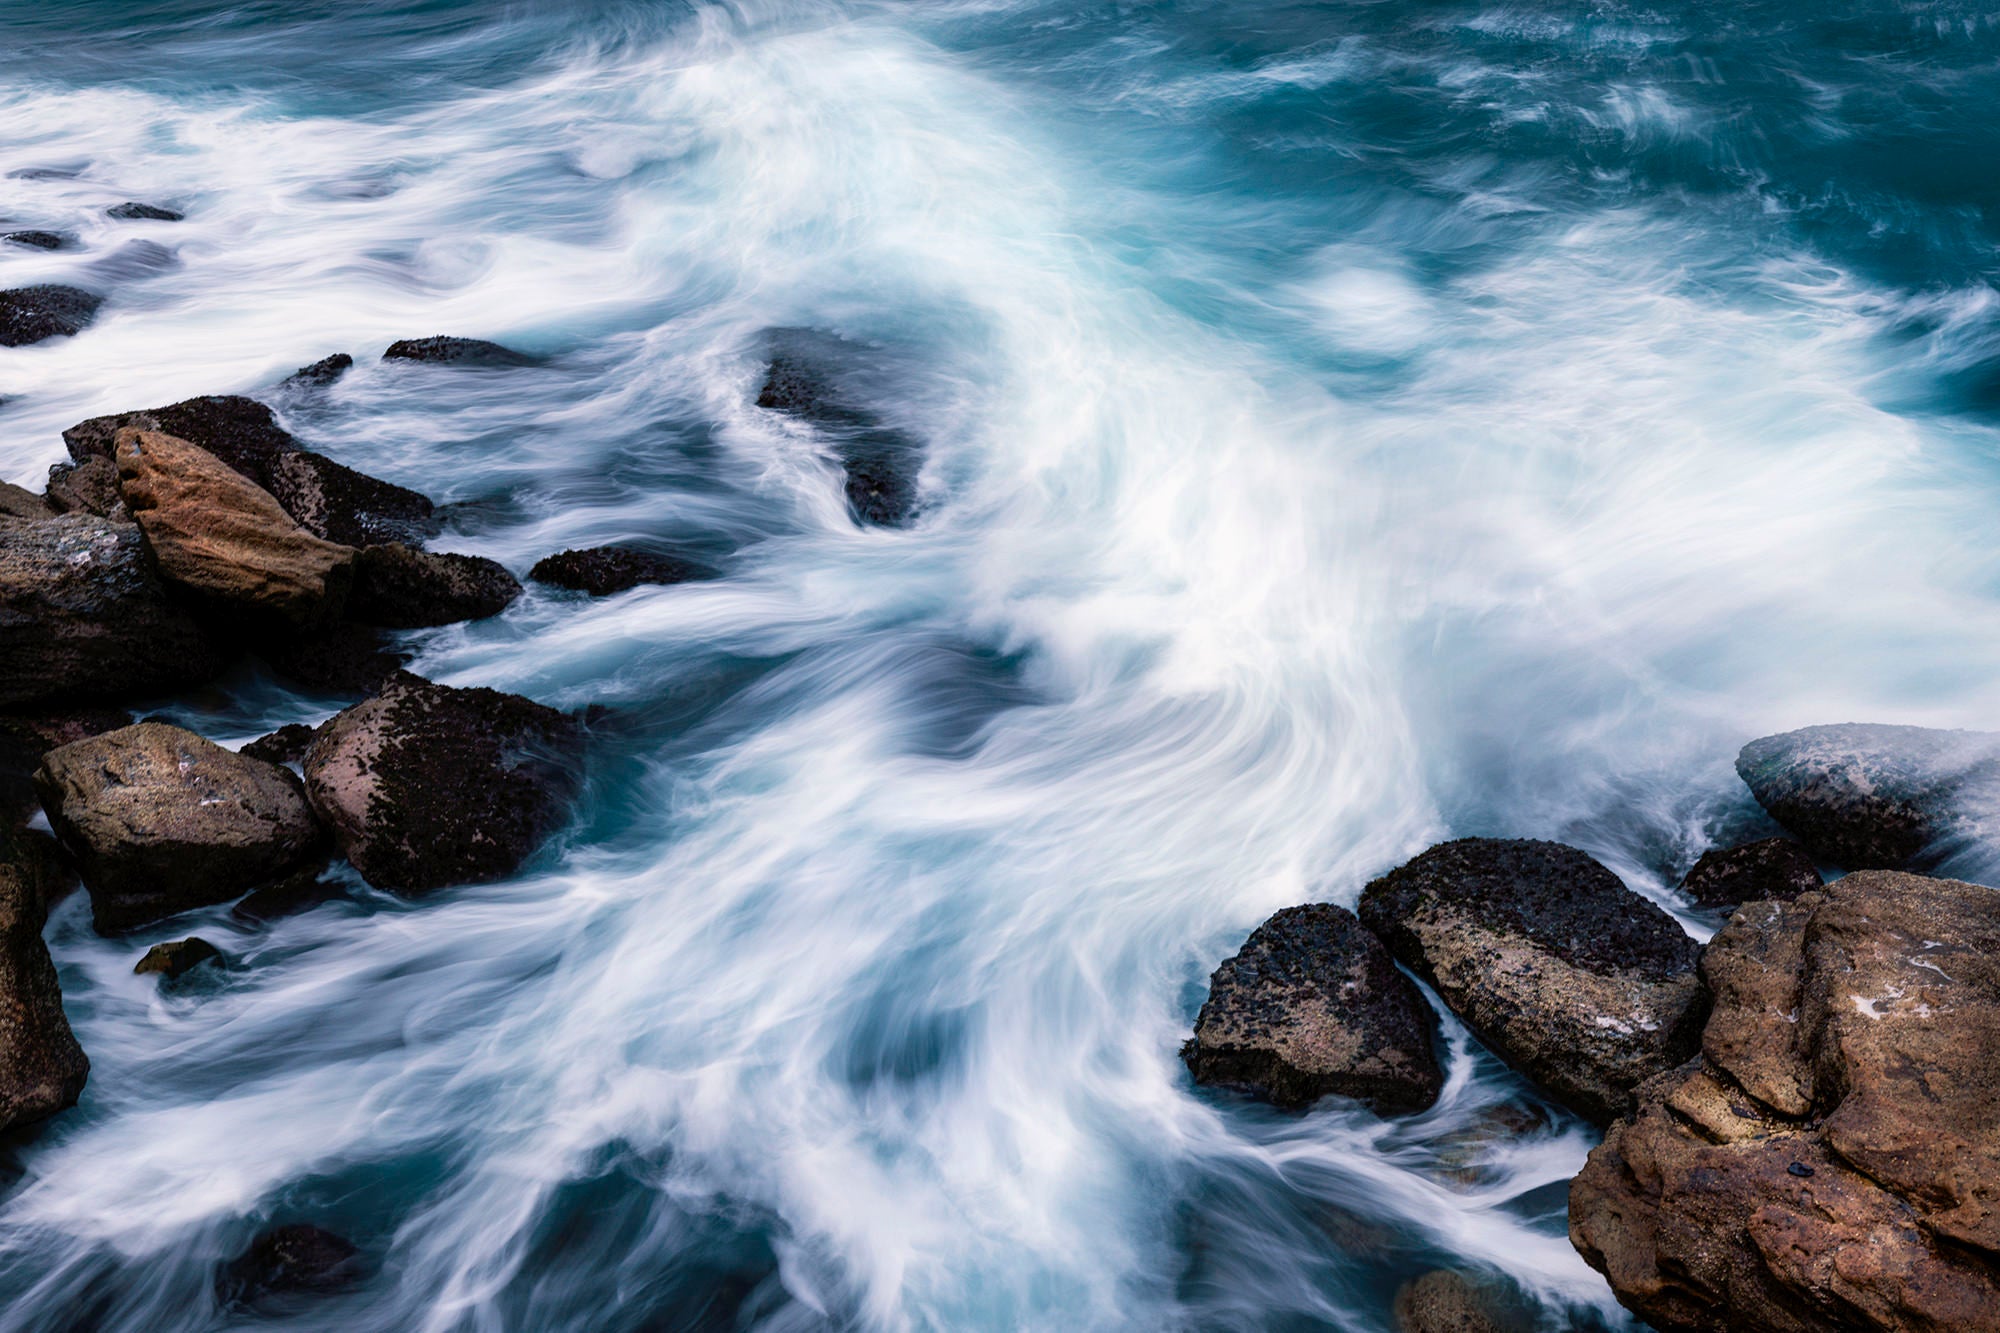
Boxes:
[303,673,580,893]
[0,833,89,1132]
[345,543,520,628]
[1182,902,1442,1114]
[1393,1270,1524,1333]
[35,722,324,933]
[115,428,356,631]
[1,706,128,827]
[44,456,125,519]
[133,936,222,979]
[529,546,701,596]
[1358,839,1704,1124]
[1569,871,2000,1333]
[1678,837,1822,911]
[0,513,226,709]
[0,482,53,520]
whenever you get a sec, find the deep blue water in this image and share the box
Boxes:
[4,2,2000,1329]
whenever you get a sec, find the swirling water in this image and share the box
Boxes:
[4,1,2000,1328]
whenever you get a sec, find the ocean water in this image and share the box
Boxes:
[3,1,1999,1329]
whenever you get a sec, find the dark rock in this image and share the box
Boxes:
[1182,902,1442,1114]
[1,707,127,827]
[528,546,702,596]
[220,1224,358,1302]
[239,723,319,766]
[36,722,325,933]
[0,514,226,709]
[1736,723,2000,870]
[0,285,103,347]
[303,672,580,893]
[133,936,222,979]
[4,231,70,251]
[1679,837,1822,911]
[232,865,344,924]
[256,623,411,696]
[1393,1270,1526,1333]
[65,396,435,548]
[382,336,534,367]
[1358,839,1704,1125]
[345,543,520,628]
[0,833,89,1133]
[106,202,182,221]
[44,457,124,519]
[1570,871,2000,1333]
[282,353,352,389]
[115,428,357,632]
[756,329,924,526]
[0,482,54,519]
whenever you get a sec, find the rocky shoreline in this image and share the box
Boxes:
[1185,727,2000,1332]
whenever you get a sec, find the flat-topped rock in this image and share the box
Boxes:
[3,231,70,251]
[1358,839,1704,1125]
[345,543,520,628]
[0,285,103,347]
[1183,902,1442,1114]
[36,722,324,933]
[1571,871,2000,1332]
[303,673,581,893]
[529,546,702,596]
[383,336,533,367]
[116,428,357,631]
[0,833,89,1133]
[106,201,182,221]
[0,514,225,709]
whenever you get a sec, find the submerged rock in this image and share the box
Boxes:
[303,673,581,893]
[282,353,352,389]
[0,834,89,1134]
[0,285,103,347]
[115,428,357,631]
[528,546,701,596]
[0,514,225,709]
[36,722,324,933]
[383,336,533,366]
[106,202,183,221]
[756,329,924,526]
[1358,839,1704,1125]
[1678,837,1821,911]
[66,395,435,548]
[1183,902,1442,1114]
[3,231,70,251]
[1570,871,2000,1333]
[133,936,222,979]
[345,543,520,628]
[1393,1270,1525,1333]
[220,1224,358,1301]
[1736,723,2000,870]
[232,865,344,924]
[44,456,124,519]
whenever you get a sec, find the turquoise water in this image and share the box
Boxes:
[4,2,2000,1329]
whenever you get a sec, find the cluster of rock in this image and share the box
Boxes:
[1,197,182,347]
[1185,721,2000,1333]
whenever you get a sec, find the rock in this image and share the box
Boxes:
[0,514,226,709]
[0,285,103,347]
[239,723,319,766]
[256,623,411,696]
[382,336,533,366]
[232,865,343,924]
[756,329,924,526]
[1182,902,1442,1114]
[1358,839,1704,1125]
[303,672,580,893]
[35,722,324,933]
[219,1224,358,1301]
[3,231,69,251]
[115,428,357,632]
[0,482,54,519]
[528,546,702,596]
[1679,837,1821,911]
[44,457,124,519]
[1392,1270,1524,1333]
[1,707,127,827]
[282,353,352,389]
[66,396,435,548]
[1570,871,2000,1333]
[0,834,89,1133]
[106,202,182,221]
[1736,723,2000,870]
[345,543,520,628]
[133,936,222,979]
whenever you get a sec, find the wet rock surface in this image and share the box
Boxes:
[756,329,924,526]
[36,722,324,933]
[3,231,70,251]
[383,336,533,366]
[0,514,224,709]
[240,723,320,766]
[1358,839,1704,1125]
[133,936,222,979]
[115,428,357,631]
[0,833,89,1134]
[345,542,520,627]
[303,672,581,893]
[282,353,352,389]
[1570,871,2000,1333]
[219,1224,358,1302]
[529,546,701,596]
[1678,837,1822,911]
[106,201,182,221]
[1736,723,2000,870]
[1392,1270,1525,1333]
[256,623,412,696]
[1183,902,1442,1114]
[0,285,103,347]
